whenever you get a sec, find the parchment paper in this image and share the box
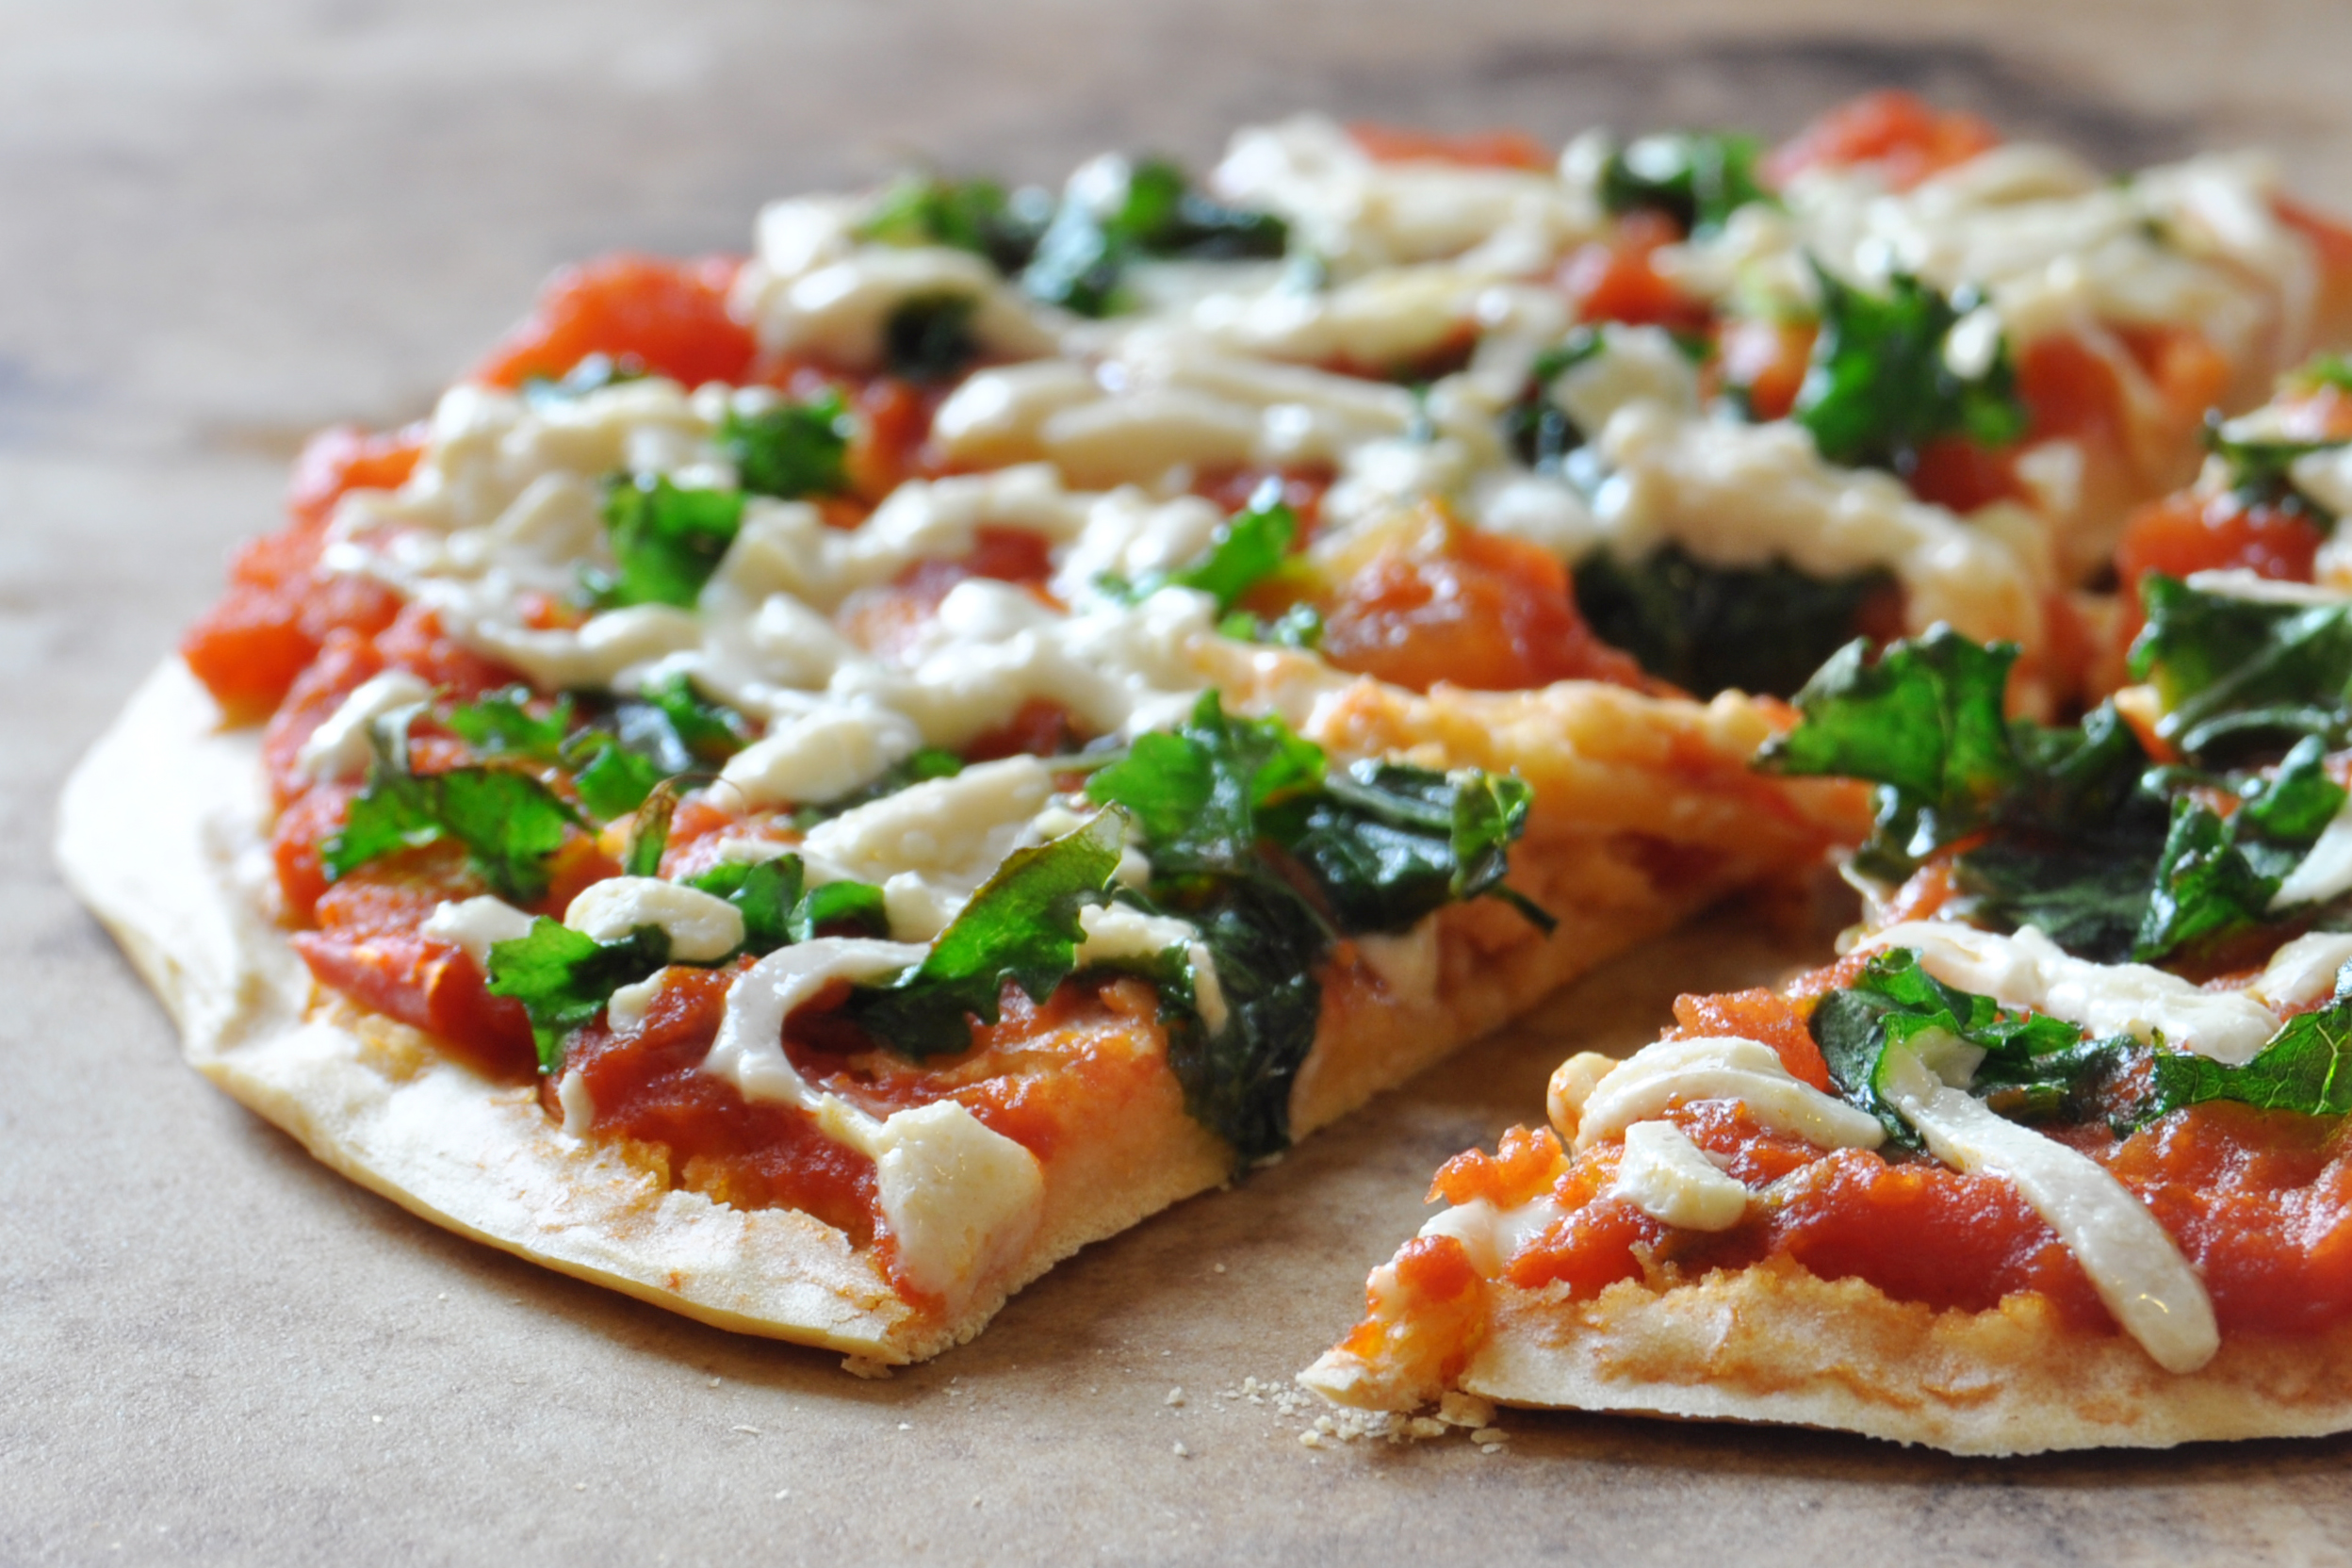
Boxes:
[8,3,2352,1561]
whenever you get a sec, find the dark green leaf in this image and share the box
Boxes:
[485,918,670,1072]
[2150,990,2352,1117]
[1794,268,2028,475]
[1109,496,1299,612]
[2134,797,2283,960]
[720,395,852,498]
[1599,132,1770,236]
[2201,412,2344,523]
[684,855,891,954]
[1500,329,1604,470]
[883,293,981,383]
[1810,947,2121,1140]
[1086,692,1325,873]
[847,808,1128,1059]
[2129,573,2352,762]
[1757,629,2022,866]
[1572,546,1894,698]
[1159,876,1327,1162]
[1021,156,1287,318]
[568,735,663,821]
[595,475,744,609]
[1217,603,1323,650]
[622,782,678,878]
[857,174,1049,273]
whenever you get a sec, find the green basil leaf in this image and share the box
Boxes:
[883,293,981,383]
[2150,990,2352,1117]
[858,174,1049,273]
[1599,131,1770,237]
[445,686,570,761]
[1021,156,1286,318]
[2129,574,2352,762]
[1794,268,2028,475]
[595,475,745,609]
[720,394,852,499]
[324,761,582,906]
[485,917,670,1072]
[1572,546,1894,699]
[846,808,1128,1059]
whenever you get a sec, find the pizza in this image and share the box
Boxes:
[57,90,2352,1376]
[1302,372,2352,1451]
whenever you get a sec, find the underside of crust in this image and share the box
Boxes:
[59,658,1854,1363]
[1319,1255,2352,1456]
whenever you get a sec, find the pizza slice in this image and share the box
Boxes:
[1302,586,2352,1451]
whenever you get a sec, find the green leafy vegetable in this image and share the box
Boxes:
[846,808,1129,1059]
[445,686,570,760]
[614,673,752,772]
[857,174,1050,273]
[1500,330,1604,471]
[485,918,670,1072]
[2134,738,2345,957]
[1083,693,1547,1160]
[1217,603,1323,650]
[1105,494,1298,612]
[883,293,981,382]
[2200,413,2345,523]
[2129,573,2352,762]
[566,734,663,821]
[593,475,745,609]
[2149,988,2352,1117]
[1794,268,2028,475]
[1809,947,2124,1140]
[719,394,852,499]
[683,855,890,952]
[622,782,678,878]
[1598,132,1770,237]
[324,739,583,906]
[1571,546,1895,698]
[1021,156,1288,318]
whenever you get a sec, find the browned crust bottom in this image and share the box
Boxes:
[60,659,1852,1364]
[1459,1259,2352,1456]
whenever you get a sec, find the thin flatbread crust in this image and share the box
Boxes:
[64,659,1854,1362]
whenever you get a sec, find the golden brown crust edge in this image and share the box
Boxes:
[58,660,1850,1365]
[1343,1259,2352,1456]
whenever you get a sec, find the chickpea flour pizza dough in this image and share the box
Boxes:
[58,92,2352,1370]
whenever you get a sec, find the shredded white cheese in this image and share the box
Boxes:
[1572,1036,1886,1152]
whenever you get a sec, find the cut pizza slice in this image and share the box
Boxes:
[1303,609,2352,1451]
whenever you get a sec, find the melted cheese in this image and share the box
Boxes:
[1868,922,2280,1066]
[1573,1036,1886,1152]
[563,876,745,962]
[699,937,1045,1299]
[420,895,535,969]
[1417,1193,1569,1277]
[2248,930,2352,1009]
[1606,1120,1750,1232]
[295,670,433,780]
[1876,1045,2219,1373]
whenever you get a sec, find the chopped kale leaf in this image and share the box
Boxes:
[719,394,852,499]
[857,174,1051,273]
[324,737,583,906]
[2149,987,2352,1118]
[2201,413,2346,523]
[485,918,670,1072]
[1598,132,1770,237]
[1794,268,2028,475]
[683,855,890,952]
[1570,545,1894,698]
[2129,573,2352,762]
[1500,330,1603,471]
[564,732,663,821]
[1159,876,1329,1161]
[845,808,1129,1060]
[1809,947,2125,1141]
[1105,491,1299,612]
[592,475,744,610]
[1022,157,1287,318]
[883,293,982,383]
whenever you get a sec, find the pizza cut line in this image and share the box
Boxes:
[57,90,2352,1395]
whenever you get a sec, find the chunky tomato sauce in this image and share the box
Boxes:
[1418,976,2352,1344]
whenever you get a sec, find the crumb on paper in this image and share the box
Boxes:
[1172,1442,1190,1457]
[841,1356,895,1380]
[707,1377,722,1388]
[1166,1387,1185,1406]
[1437,1391,1496,1429]
[732,1425,762,1436]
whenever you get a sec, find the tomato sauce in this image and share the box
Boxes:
[1312,515,1650,693]
[1556,210,1711,333]
[1763,90,2001,192]
[1347,122,1553,171]
[469,253,755,391]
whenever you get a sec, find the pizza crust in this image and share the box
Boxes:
[1312,1255,2352,1456]
[60,658,1857,1363]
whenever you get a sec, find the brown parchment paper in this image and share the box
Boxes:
[10,3,2352,1562]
